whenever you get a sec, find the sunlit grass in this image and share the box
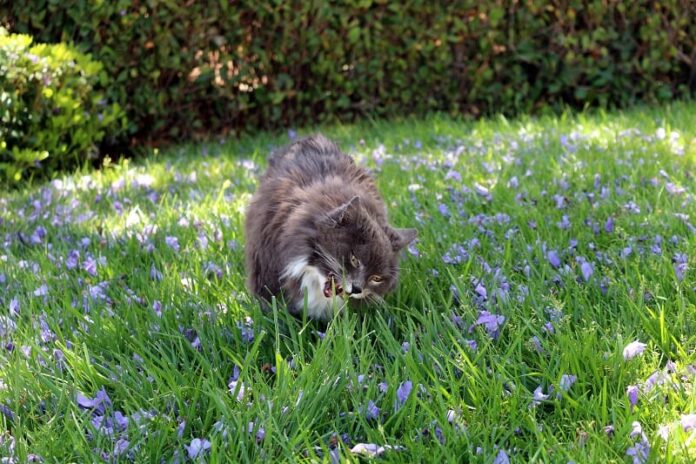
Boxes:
[1,102,695,462]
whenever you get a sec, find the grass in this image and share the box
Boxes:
[1,102,695,463]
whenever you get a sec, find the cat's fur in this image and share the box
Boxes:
[244,135,416,320]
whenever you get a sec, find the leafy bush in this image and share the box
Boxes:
[0,28,124,183]
[3,1,695,145]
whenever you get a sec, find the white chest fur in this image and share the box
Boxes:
[281,257,345,320]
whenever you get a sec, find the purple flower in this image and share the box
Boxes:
[442,244,468,264]
[445,170,462,182]
[247,422,265,442]
[76,388,112,415]
[623,341,647,360]
[681,414,696,431]
[378,382,388,393]
[152,300,163,317]
[547,250,561,268]
[407,241,419,257]
[559,374,576,392]
[0,404,14,422]
[673,253,687,281]
[83,256,97,276]
[237,317,255,343]
[604,217,615,233]
[34,284,48,297]
[580,262,593,282]
[557,215,571,230]
[9,297,19,317]
[401,342,410,352]
[604,425,615,437]
[66,250,80,270]
[365,400,380,420]
[530,336,543,352]
[626,439,650,464]
[493,449,510,464]
[469,311,505,338]
[165,236,180,252]
[185,438,211,459]
[288,129,297,140]
[474,282,487,300]
[113,438,129,457]
[394,380,412,410]
[438,203,450,217]
[531,385,549,407]
[630,421,645,439]
[627,385,639,408]
[350,443,385,458]
[150,264,163,281]
[464,339,477,351]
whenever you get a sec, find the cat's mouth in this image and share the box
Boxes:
[323,273,343,298]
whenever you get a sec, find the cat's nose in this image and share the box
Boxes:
[350,285,362,294]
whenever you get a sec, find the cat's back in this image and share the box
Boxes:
[264,134,357,187]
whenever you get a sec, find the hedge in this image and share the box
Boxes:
[3,1,695,146]
[0,28,124,183]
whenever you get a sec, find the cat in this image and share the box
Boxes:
[244,134,417,321]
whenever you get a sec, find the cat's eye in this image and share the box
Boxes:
[350,253,360,268]
[369,275,383,284]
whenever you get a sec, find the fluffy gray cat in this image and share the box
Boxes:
[244,135,417,320]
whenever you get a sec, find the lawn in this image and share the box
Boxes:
[1,102,695,463]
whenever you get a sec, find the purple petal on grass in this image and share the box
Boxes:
[531,385,549,407]
[469,311,505,338]
[580,262,593,282]
[365,400,380,420]
[152,300,162,317]
[547,250,561,268]
[113,439,129,457]
[626,439,650,464]
[350,443,401,458]
[681,414,696,431]
[76,388,112,415]
[627,385,639,408]
[150,264,163,281]
[165,236,180,252]
[623,341,647,360]
[247,422,265,442]
[34,284,48,297]
[66,250,80,270]
[493,449,510,464]
[464,339,477,351]
[604,217,614,233]
[9,297,19,317]
[630,421,645,439]
[401,342,410,352]
[0,404,14,422]
[394,380,413,410]
[446,410,457,423]
[560,374,577,392]
[185,438,211,459]
[177,420,186,438]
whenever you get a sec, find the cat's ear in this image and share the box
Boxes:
[386,227,417,251]
[321,196,360,227]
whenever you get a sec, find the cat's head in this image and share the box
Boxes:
[311,196,416,301]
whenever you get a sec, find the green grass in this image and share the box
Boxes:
[1,102,695,463]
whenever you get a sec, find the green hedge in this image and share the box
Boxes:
[3,1,695,145]
[0,29,124,183]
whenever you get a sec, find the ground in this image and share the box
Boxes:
[1,102,695,462]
